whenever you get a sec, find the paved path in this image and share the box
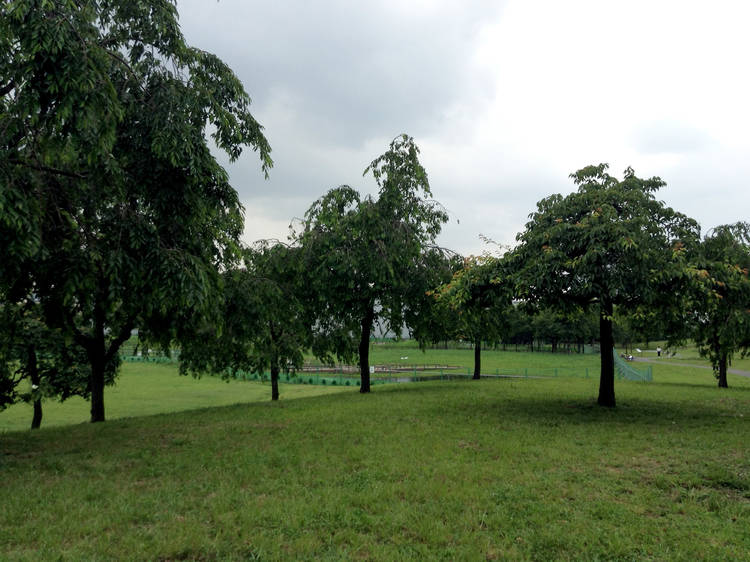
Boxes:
[631,357,750,378]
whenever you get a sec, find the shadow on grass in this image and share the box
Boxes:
[367,378,749,428]
[649,380,750,393]
[2,379,746,470]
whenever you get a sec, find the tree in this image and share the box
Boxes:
[0,298,95,429]
[690,223,750,388]
[297,135,448,392]
[402,247,462,348]
[0,1,271,422]
[179,242,308,401]
[511,164,699,407]
[434,255,513,378]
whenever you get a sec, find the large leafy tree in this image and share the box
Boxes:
[511,164,699,407]
[434,255,513,378]
[0,1,271,421]
[179,242,308,401]
[690,222,750,388]
[298,135,449,392]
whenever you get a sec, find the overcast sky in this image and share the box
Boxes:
[178,0,749,256]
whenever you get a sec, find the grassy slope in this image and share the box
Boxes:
[2,343,733,432]
[0,363,348,433]
[1,365,749,560]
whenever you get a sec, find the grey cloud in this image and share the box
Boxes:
[179,1,500,145]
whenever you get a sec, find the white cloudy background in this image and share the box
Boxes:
[178,0,749,256]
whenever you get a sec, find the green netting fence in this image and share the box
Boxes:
[613,350,653,382]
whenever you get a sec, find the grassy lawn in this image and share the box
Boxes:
[0,363,348,433]
[368,343,602,374]
[1,356,748,560]
[625,341,750,373]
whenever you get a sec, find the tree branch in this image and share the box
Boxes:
[9,158,87,179]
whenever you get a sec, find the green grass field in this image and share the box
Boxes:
[2,346,749,559]
[2,345,651,432]
[0,363,349,433]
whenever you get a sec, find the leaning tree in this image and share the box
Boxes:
[0,1,271,422]
[297,135,449,392]
[511,164,699,407]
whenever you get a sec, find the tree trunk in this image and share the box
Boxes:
[717,354,728,388]
[90,355,106,423]
[270,361,280,401]
[84,311,133,423]
[473,338,481,380]
[359,305,375,393]
[28,346,42,430]
[598,300,616,407]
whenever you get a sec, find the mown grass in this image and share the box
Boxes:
[0,363,348,433]
[367,343,601,374]
[1,362,749,560]
[2,343,735,433]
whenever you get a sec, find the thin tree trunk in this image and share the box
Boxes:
[271,363,280,400]
[359,305,374,393]
[28,346,42,430]
[598,299,616,407]
[473,338,481,380]
[90,354,106,423]
[717,354,728,388]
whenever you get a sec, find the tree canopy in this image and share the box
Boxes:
[297,135,449,392]
[690,222,750,387]
[434,255,513,378]
[511,164,700,406]
[0,0,271,421]
[179,242,309,401]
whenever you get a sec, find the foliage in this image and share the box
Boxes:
[180,242,309,400]
[402,247,462,346]
[0,0,271,421]
[690,222,750,387]
[531,306,597,353]
[0,299,97,428]
[511,164,700,406]
[297,135,449,392]
[434,255,514,377]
